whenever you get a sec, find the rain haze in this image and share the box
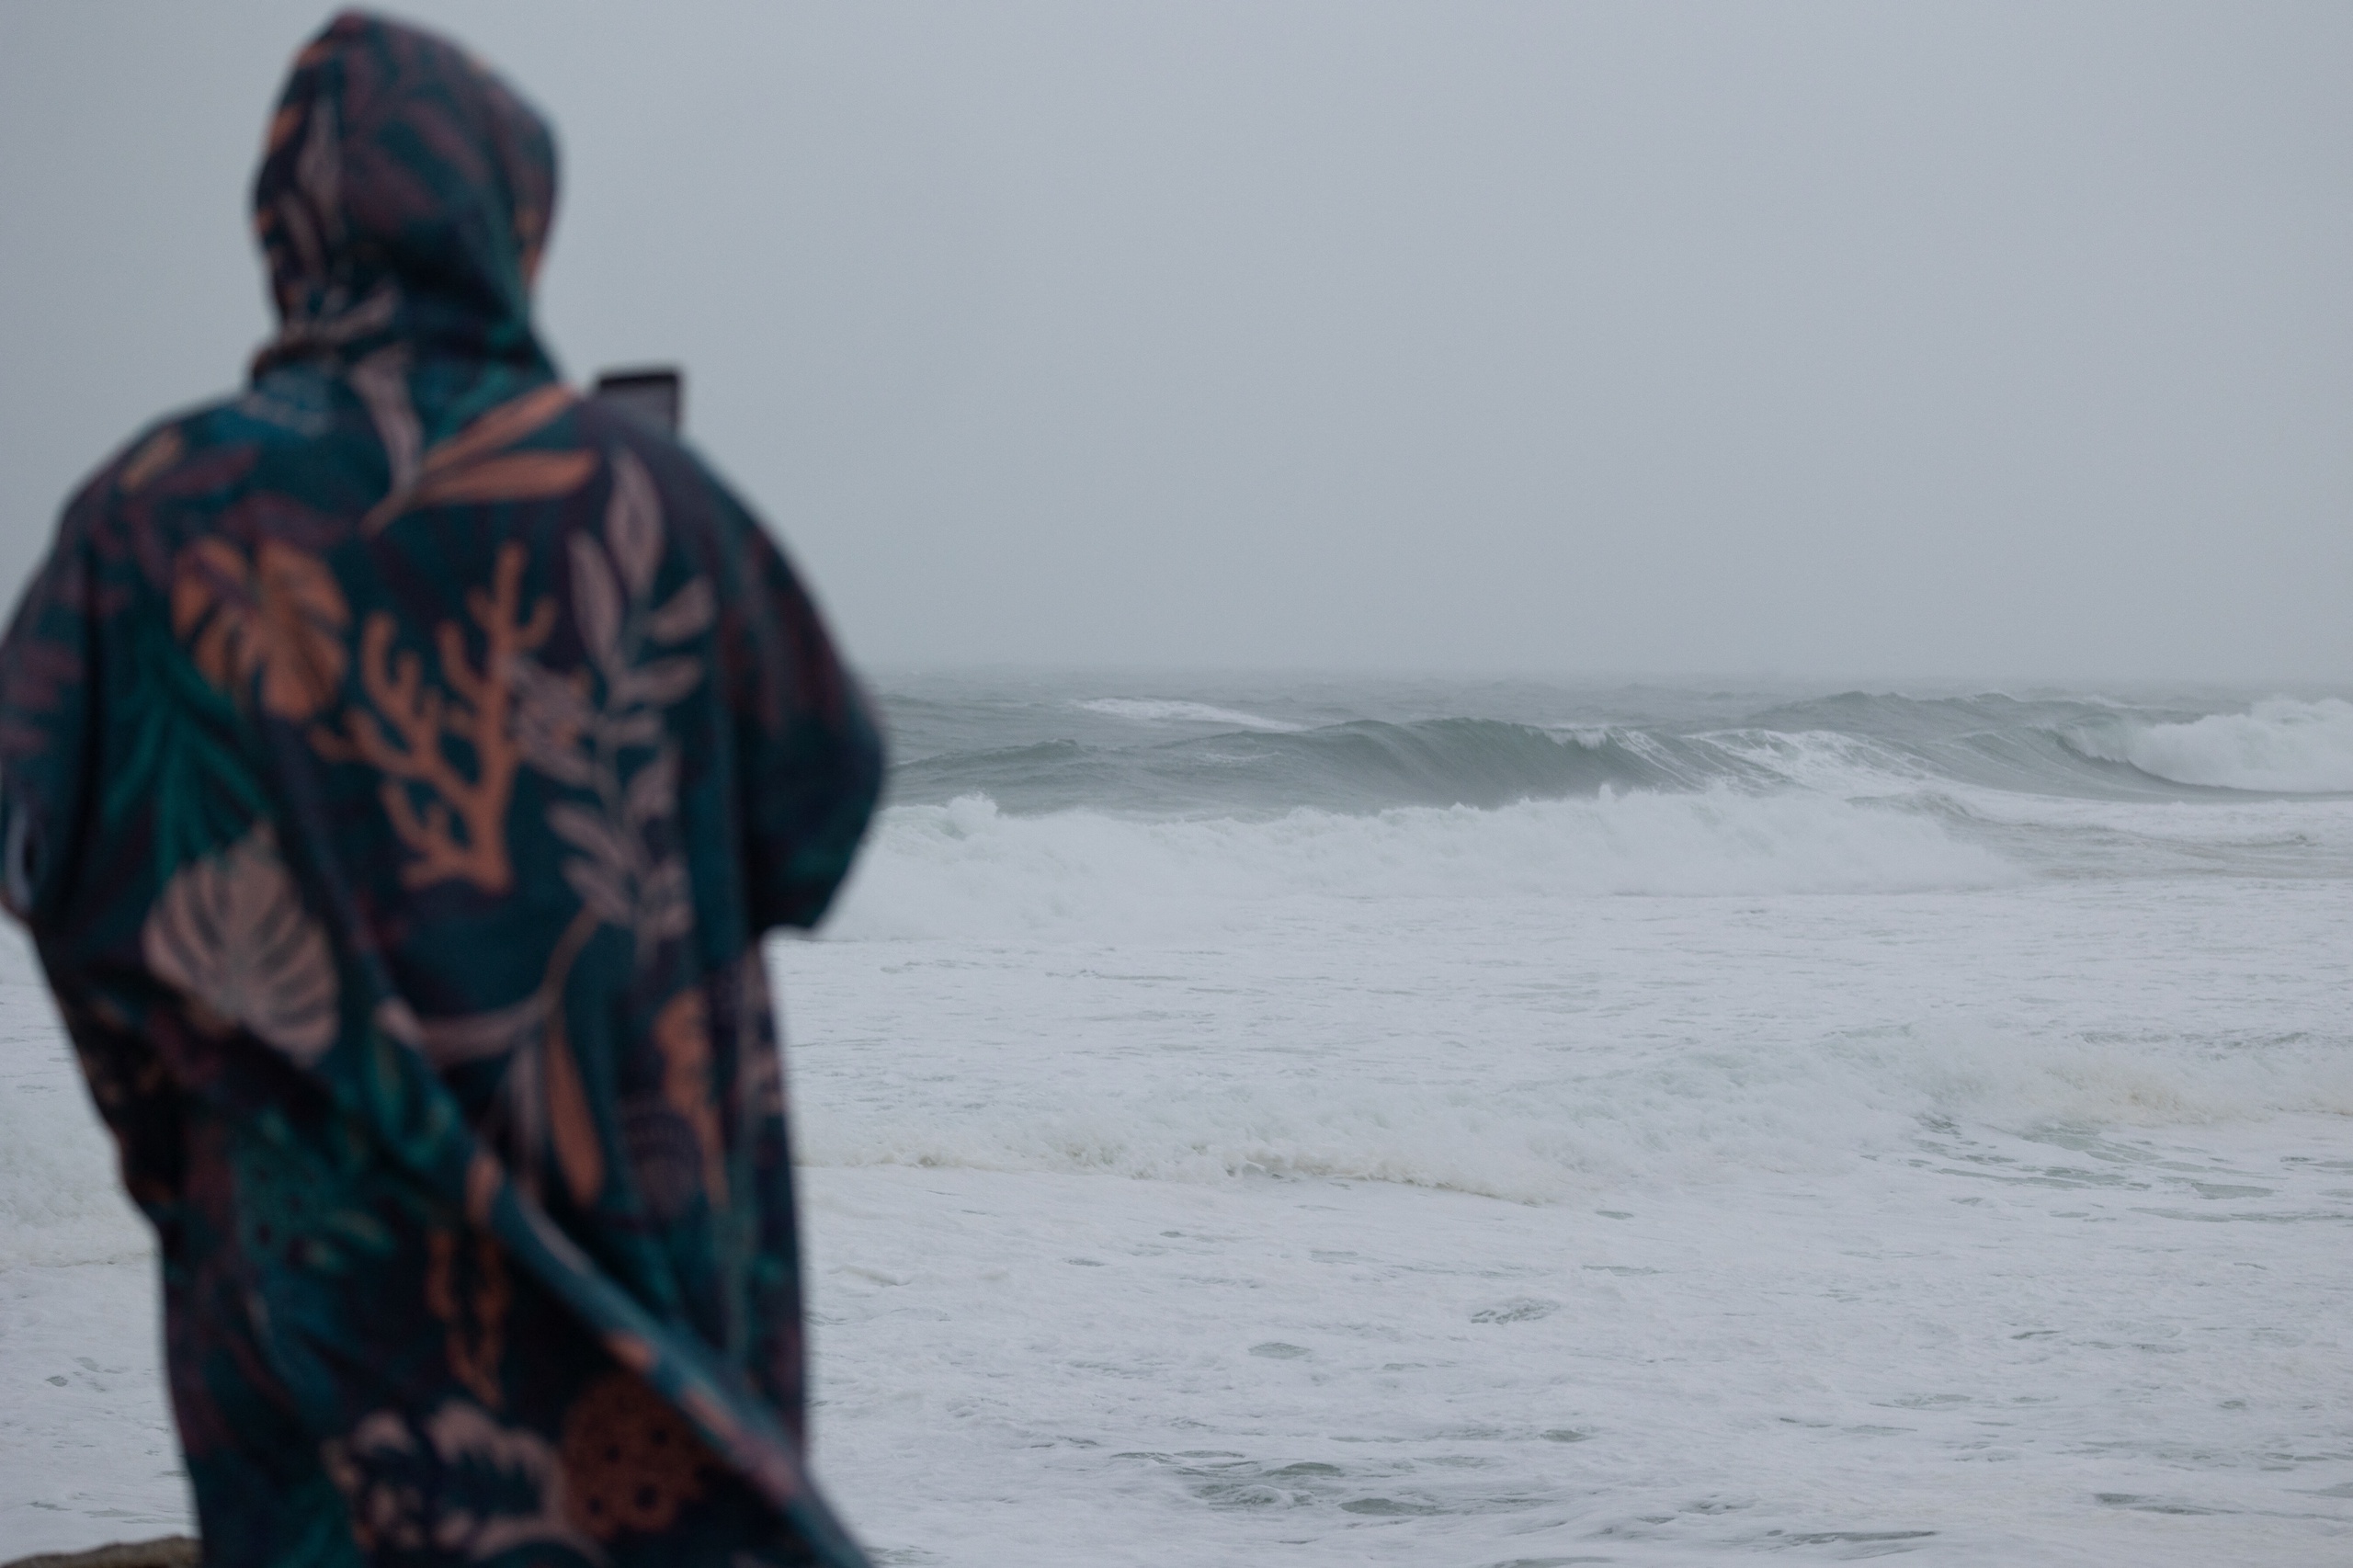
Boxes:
[3,1,2348,680]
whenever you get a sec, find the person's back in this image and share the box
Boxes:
[0,13,881,1565]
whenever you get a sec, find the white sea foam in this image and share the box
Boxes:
[12,677,2353,1563]
[824,789,2016,941]
[0,1051,149,1271]
[0,925,149,1270]
[791,1017,2353,1205]
[1071,698,1303,731]
[2090,697,2353,792]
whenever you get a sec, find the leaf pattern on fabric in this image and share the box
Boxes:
[605,447,663,598]
[426,1228,512,1409]
[544,993,606,1210]
[347,344,423,493]
[119,427,187,494]
[643,577,715,644]
[414,450,599,509]
[733,949,787,1131]
[108,617,271,879]
[324,1402,600,1562]
[171,536,351,722]
[142,827,340,1064]
[363,383,589,533]
[378,993,545,1070]
[517,449,710,959]
[313,540,552,892]
[654,986,726,1209]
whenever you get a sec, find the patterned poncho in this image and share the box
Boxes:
[0,14,882,1565]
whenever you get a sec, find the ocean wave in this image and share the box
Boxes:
[791,1020,2353,1204]
[1073,698,1303,732]
[888,717,1768,813]
[2078,698,2353,793]
[884,688,2321,817]
[823,789,2017,941]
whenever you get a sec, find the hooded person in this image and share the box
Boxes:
[0,13,883,1566]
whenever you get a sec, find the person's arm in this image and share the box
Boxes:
[721,508,885,933]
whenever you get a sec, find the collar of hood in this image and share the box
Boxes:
[251,11,558,379]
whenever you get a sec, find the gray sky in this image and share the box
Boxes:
[3,3,2347,681]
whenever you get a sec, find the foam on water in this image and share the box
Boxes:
[827,788,2017,942]
[1071,697,1304,732]
[790,1002,2353,1206]
[0,930,147,1271]
[0,1072,147,1270]
[2082,697,2353,793]
[8,676,2353,1562]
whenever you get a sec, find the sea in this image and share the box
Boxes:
[4,674,2350,1564]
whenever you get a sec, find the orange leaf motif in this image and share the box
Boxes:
[654,987,726,1208]
[119,427,186,494]
[426,1229,512,1409]
[544,1023,605,1210]
[172,538,351,722]
[363,383,583,534]
[423,383,574,476]
[142,828,340,1064]
[409,450,598,511]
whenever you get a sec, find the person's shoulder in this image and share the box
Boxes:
[62,381,331,533]
[51,407,199,549]
[568,396,768,545]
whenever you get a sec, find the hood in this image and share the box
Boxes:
[252,11,557,372]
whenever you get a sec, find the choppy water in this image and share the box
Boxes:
[881,676,2353,813]
[4,676,2350,1562]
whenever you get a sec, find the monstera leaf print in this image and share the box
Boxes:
[142,827,340,1064]
[171,537,350,722]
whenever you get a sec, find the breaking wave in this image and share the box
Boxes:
[884,688,2353,817]
[824,790,2015,942]
[2076,698,2353,794]
[1072,698,1303,732]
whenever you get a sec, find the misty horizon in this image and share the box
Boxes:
[5,2,2347,683]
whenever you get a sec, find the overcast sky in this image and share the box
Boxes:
[2,3,2347,681]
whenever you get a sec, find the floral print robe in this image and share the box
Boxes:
[0,13,882,1565]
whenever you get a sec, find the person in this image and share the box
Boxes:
[0,13,883,1566]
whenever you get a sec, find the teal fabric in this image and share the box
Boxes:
[0,13,882,1564]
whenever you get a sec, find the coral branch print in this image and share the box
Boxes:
[313,541,553,892]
